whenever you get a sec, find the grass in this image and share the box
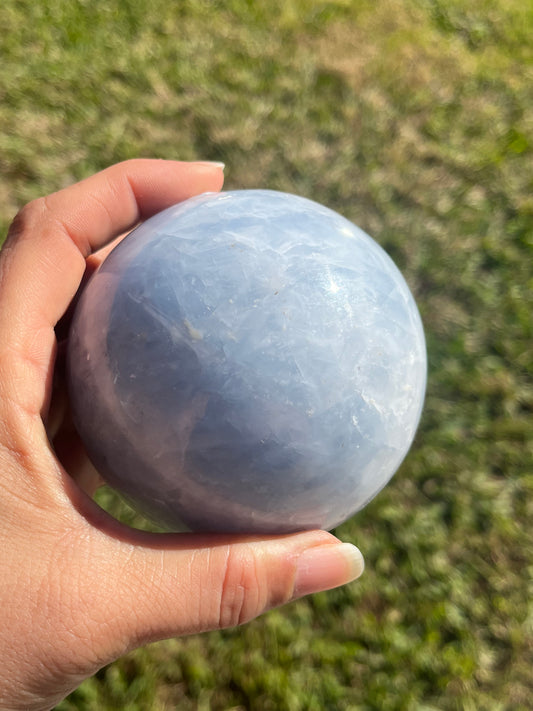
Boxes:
[1,0,532,708]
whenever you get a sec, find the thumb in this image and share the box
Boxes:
[7,519,364,708]
[77,529,364,657]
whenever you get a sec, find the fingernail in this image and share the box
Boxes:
[293,543,364,599]
[195,161,225,170]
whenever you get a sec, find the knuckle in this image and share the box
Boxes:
[218,545,268,628]
[7,198,48,242]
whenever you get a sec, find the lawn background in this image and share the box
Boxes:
[1,0,532,709]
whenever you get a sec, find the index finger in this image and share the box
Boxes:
[0,159,224,414]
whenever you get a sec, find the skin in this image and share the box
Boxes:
[0,160,364,711]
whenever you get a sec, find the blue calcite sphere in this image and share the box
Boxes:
[67,190,426,533]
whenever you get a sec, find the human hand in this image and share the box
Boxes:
[0,159,364,711]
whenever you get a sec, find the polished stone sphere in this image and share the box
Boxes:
[67,190,426,533]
